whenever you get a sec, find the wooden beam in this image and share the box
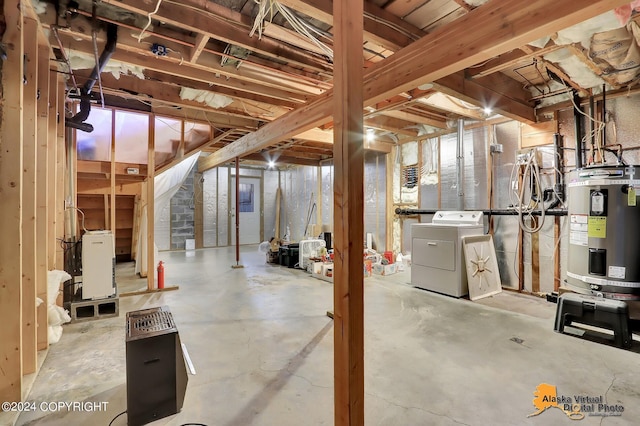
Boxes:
[36,45,50,352]
[0,0,24,402]
[202,0,617,170]
[466,42,562,78]
[110,110,117,232]
[147,115,156,290]
[531,217,540,293]
[22,16,38,375]
[77,160,148,177]
[278,0,423,50]
[434,72,536,123]
[53,29,315,104]
[47,71,58,270]
[377,109,448,129]
[56,77,65,270]
[333,0,364,423]
[101,0,332,74]
[190,33,209,63]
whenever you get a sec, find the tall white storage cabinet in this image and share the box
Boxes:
[82,231,116,300]
[411,212,484,297]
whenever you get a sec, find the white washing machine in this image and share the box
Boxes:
[411,211,484,297]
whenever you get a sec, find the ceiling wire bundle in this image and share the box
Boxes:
[250,0,334,60]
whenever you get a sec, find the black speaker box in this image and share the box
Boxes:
[126,306,188,426]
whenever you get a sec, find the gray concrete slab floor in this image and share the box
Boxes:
[7,245,640,426]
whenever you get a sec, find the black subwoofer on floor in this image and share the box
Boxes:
[126,306,188,426]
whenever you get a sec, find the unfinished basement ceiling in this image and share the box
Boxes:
[36,0,640,168]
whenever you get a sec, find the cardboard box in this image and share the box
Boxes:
[373,263,398,276]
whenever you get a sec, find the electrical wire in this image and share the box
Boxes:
[137,0,163,43]
[109,410,127,426]
[66,207,88,234]
[509,151,545,233]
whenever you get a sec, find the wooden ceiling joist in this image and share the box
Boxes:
[200,0,624,172]
[101,0,333,74]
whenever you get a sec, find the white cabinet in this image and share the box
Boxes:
[82,231,116,300]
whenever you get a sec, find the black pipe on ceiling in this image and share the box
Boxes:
[66,23,118,132]
[573,91,584,169]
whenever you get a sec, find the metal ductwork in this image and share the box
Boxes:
[66,23,118,132]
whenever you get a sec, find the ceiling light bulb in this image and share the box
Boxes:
[268,161,275,168]
[483,107,492,115]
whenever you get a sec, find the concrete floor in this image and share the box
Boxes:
[6,245,640,425]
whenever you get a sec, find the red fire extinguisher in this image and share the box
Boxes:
[157,261,165,289]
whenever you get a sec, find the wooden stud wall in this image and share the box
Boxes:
[147,115,156,290]
[0,0,25,403]
[22,16,39,375]
[36,44,50,351]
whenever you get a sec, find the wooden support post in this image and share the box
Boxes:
[231,157,243,268]
[333,0,365,422]
[0,0,24,402]
[147,115,155,290]
[21,17,38,375]
[194,172,204,249]
[36,44,50,351]
[55,77,65,271]
[110,109,116,232]
[103,194,109,230]
[47,72,57,270]
[531,218,540,293]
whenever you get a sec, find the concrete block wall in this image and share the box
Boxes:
[170,166,196,249]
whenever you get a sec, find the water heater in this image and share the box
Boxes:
[566,165,640,300]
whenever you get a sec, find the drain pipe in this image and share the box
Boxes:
[573,92,583,169]
[66,23,118,132]
[456,118,464,210]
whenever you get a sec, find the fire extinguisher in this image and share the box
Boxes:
[157,261,165,289]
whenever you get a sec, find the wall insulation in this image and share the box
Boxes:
[320,163,333,227]
[202,168,218,247]
[364,152,387,251]
[263,170,279,242]
[492,121,520,289]
[420,138,439,209]
[218,167,229,246]
[280,166,318,242]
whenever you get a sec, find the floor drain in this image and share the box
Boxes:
[510,337,524,344]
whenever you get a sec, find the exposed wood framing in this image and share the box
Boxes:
[147,115,156,290]
[0,0,25,402]
[200,0,618,171]
[554,217,561,292]
[531,217,540,293]
[36,44,50,352]
[56,77,65,271]
[190,33,209,63]
[110,109,117,232]
[21,16,38,375]
[333,0,365,422]
[47,72,58,270]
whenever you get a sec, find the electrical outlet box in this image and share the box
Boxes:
[490,143,503,154]
[126,167,139,175]
[515,148,540,165]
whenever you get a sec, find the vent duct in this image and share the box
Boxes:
[66,23,118,132]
